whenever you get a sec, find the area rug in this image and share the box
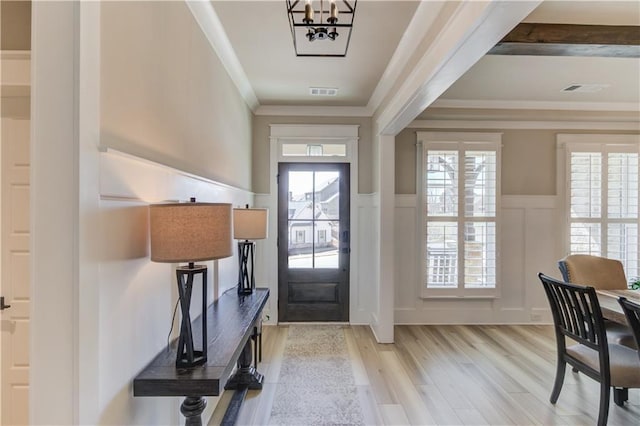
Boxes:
[268,325,365,426]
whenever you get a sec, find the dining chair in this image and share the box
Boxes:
[558,254,637,349]
[558,254,628,290]
[619,297,640,353]
[538,273,640,426]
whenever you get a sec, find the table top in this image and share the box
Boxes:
[596,289,640,325]
[133,287,269,397]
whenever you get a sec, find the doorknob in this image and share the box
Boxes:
[0,297,11,310]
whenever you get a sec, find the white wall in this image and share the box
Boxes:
[31,1,255,425]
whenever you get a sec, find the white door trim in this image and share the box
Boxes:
[265,124,359,324]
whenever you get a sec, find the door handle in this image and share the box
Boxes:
[0,297,11,311]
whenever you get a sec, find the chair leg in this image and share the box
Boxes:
[597,382,611,426]
[550,360,566,403]
[613,388,628,407]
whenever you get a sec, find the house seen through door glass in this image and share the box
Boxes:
[288,170,340,269]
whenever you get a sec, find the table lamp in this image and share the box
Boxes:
[233,205,268,294]
[150,199,232,368]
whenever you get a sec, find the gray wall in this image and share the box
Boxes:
[101,1,253,190]
[252,115,373,194]
[396,127,640,195]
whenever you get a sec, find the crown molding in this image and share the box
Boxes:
[432,99,640,112]
[255,105,372,117]
[408,119,640,131]
[186,1,259,111]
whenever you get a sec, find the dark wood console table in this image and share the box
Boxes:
[133,288,269,425]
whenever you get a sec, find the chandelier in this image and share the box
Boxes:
[286,0,357,57]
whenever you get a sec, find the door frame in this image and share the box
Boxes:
[266,124,359,324]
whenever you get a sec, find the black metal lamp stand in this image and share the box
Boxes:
[237,240,255,295]
[176,263,208,368]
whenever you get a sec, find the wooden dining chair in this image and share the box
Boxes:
[538,273,640,426]
[558,254,637,349]
[619,297,640,353]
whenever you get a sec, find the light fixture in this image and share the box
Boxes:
[233,205,268,295]
[149,199,232,368]
[286,0,357,57]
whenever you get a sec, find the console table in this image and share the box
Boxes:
[133,288,269,425]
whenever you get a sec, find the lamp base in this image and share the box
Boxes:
[237,241,256,295]
[176,265,208,368]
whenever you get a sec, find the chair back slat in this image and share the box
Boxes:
[539,273,606,350]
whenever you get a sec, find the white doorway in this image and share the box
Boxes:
[1,50,31,426]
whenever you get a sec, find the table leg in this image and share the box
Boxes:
[180,396,206,426]
[225,338,264,390]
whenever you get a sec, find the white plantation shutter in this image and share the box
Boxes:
[419,133,501,297]
[564,137,640,281]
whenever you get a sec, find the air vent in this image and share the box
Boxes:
[309,87,338,96]
[562,84,610,93]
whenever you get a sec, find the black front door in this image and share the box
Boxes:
[278,162,350,322]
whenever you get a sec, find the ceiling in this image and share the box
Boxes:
[212,0,418,106]
[212,0,640,115]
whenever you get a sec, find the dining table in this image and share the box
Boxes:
[596,288,640,325]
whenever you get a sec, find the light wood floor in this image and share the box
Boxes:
[210,325,640,425]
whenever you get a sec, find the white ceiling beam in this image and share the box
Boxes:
[374,0,543,136]
[366,1,446,114]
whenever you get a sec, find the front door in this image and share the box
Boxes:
[278,163,350,322]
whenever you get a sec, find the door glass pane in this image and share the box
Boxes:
[314,221,339,268]
[287,169,341,269]
[315,171,340,220]
[426,222,458,288]
[288,171,314,268]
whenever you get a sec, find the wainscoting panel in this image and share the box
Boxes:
[394,195,559,324]
[395,195,418,311]
[353,194,378,324]
[97,148,253,425]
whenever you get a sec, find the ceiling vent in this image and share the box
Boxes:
[309,87,338,96]
[562,84,610,93]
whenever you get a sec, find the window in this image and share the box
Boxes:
[282,143,347,157]
[318,229,327,243]
[560,134,640,280]
[418,132,501,297]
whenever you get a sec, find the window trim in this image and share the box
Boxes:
[417,132,502,298]
[557,134,640,267]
